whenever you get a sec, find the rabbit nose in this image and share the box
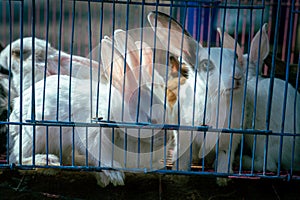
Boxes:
[233,70,243,81]
[234,76,242,81]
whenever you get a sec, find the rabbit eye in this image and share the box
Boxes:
[12,49,20,57]
[199,60,214,72]
[12,49,31,60]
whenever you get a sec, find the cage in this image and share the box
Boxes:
[0,0,299,187]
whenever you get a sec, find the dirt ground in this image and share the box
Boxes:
[0,169,300,200]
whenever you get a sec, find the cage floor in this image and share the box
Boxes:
[1,152,300,181]
[1,169,300,200]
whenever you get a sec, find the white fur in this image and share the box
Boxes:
[244,78,300,171]
[148,11,245,186]
[219,23,300,172]
[241,25,300,172]
[8,32,175,187]
[0,37,101,95]
[9,75,125,187]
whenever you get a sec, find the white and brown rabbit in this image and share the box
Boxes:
[148,11,246,186]
[218,24,300,172]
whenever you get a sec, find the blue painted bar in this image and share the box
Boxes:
[107,0,116,121]
[18,0,24,165]
[56,0,63,121]
[95,1,104,120]
[31,0,36,166]
[41,0,50,121]
[121,0,130,122]
[68,0,76,122]
[88,0,93,121]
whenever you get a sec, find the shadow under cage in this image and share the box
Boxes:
[0,0,299,187]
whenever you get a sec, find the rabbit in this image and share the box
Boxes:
[0,37,102,96]
[0,37,105,159]
[147,11,245,186]
[0,45,17,156]
[100,30,175,170]
[9,30,175,187]
[218,24,300,172]
[0,66,16,155]
[8,73,126,187]
[6,37,123,187]
[0,37,102,165]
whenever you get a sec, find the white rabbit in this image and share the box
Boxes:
[0,65,17,154]
[0,41,17,155]
[219,24,300,172]
[9,30,175,187]
[1,37,103,167]
[99,30,175,170]
[9,73,126,187]
[0,37,101,95]
[148,11,245,186]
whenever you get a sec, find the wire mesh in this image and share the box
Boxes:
[0,0,299,186]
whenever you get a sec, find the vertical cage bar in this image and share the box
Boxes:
[42,0,50,121]
[160,1,171,127]
[177,1,188,126]
[59,126,62,164]
[46,126,49,165]
[56,0,64,121]
[107,1,116,122]
[98,127,102,167]
[121,0,130,122]
[111,128,115,167]
[149,0,161,170]
[215,0,227,173]
[7,0,13,165]
[31,0,36,165]
[18,0,24,165]
[85,127,89,166]
[192,3,202,172]
[88,0,93,121]
[68,0,76,122]
[96,1,104,120]
[123,128,127,167]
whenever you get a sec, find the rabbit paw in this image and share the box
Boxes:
[22,154,60,166]
[216,177,232,187]
[94,170,125,187]
[22,154,61,176]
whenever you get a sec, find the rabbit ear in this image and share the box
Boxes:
[135,41,153,75]
[147,11,206,68]
[47,52,99,78]
[134,41,157,84]
[249,23,269,66]
[135,40,169,91]
[217,28,243,64]
[113,29,141,80]
[101,38,138,102]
